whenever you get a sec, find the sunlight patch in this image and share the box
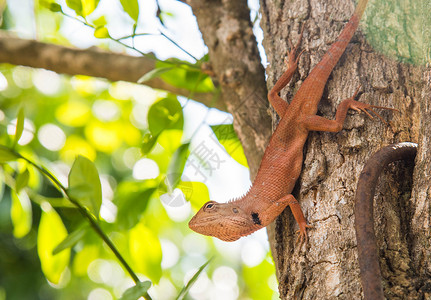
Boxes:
[38,124,66,151]
[33,69,61,95]
[133,158,159,180]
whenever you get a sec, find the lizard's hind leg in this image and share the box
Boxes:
[301,87,398,132]
[268,24,305,117]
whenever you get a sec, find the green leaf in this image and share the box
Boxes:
[179,181,210,210]
[120,0,139,22]
[68,155,102,217]
[120,281,152,300]
[66,0,83,17]
[13,107,25,148]
[0,146,19,163]
[10,190,32,238]
[0,172,4,200]
[156,129,183,154]
[156,60,214,93]
[94,26,110,39]
[129,223,162,283]
[72,244,99,276]
[159,180,207,208]
[141,133,158,155]
[67,184,93,199]
[115,181,157,230]
[92,15,107,27]
[39,0,53,9]
[146,130,182,174]
[53,225,88,255]
[148,97,183,136]
[31,195,76,208]
[176,258,212,300]
[49,3,63,12]
[211,124,248,167]
[15,169,30,193]
[137,67,173,84]
[37,206,70,284]
[82,0,100,16]
[166,143,190,190]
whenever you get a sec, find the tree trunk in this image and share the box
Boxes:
[260,0,430,299]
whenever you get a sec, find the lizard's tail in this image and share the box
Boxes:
[290,0,370,107]
[354,0,369,19]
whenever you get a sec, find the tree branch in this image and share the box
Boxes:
[0,34,224,111]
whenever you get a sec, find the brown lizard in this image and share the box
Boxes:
[355,142,417,300]
[189,0,396,242]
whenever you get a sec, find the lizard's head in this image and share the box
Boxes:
[188,200,262,242]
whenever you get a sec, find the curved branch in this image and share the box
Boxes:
[0,34,224,111]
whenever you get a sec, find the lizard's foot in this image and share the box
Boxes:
[295,223,314,245]
[347,86,399,125]
[285,23,306,68]
[348,100,399,125]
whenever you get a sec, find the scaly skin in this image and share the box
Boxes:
[189,0,395,242]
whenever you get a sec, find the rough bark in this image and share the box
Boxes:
[185,0,272,177]
[0,34,222,110]
[260,0,430,299]
[410,68,431,299]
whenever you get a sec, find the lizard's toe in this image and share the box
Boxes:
[295,224,314,245]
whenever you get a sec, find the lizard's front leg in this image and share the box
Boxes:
[301,88,398,132]
[264,194,313,243]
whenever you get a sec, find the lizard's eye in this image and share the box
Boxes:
[204,202,215,210]
[232,208,239,213]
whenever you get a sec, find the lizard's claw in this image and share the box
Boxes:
[295,223,314,245]
[285,23,306,68]
[284,49,306,68]
[348,87,399,125]
[349,101,399,125]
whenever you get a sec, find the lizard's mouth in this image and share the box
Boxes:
[188,215,259,242]
[188,214,216,233]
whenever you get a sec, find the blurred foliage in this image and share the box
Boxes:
[0,0,278,299]
[210,125,248,168]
